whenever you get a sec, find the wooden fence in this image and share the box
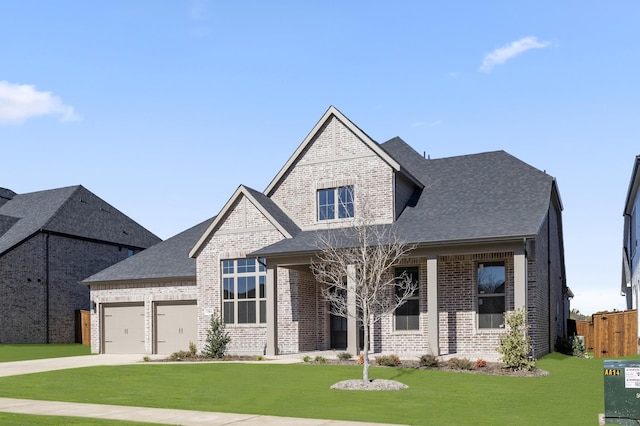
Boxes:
[75,310,91,346]
[575,310,637,358]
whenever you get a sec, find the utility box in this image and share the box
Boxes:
[604,360,640,424]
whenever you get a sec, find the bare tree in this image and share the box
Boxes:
[310,218,417,383]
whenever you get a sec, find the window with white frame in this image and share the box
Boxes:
[318,186,354,221]
[222,258,266,324]
[477,261,505,329]
[394,266,419,330]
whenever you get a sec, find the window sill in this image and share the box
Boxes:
[476,328,505,335]
[226,324,267,328]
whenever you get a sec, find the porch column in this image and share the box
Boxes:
[514,248,527,310]
[346,264,359,354]
[427,255,439,356]
[266,263,278,356]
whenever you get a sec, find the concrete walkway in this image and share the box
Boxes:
[0,355,404,426]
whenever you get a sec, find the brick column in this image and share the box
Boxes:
[514,247,527,310]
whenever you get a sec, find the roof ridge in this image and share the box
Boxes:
[40,185,83,231]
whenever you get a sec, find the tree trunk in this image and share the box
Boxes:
[362,319,370,383]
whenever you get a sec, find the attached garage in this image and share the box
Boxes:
[102,303,145,354]
[154,301,197,354]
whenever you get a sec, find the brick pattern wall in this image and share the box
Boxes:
[438,252,514,355]
[196,193,290,355]
[0,233,132,344]
[377,257,429,355]
[89,280,197,353]
[269,116,395,228]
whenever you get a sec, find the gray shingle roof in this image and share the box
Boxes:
[83,217,214,284]
[252,140,555,257]
[0,185,160,256]
[243,186,301,237]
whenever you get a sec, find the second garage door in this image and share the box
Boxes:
[103,303,145,354]
[155,301,197,354]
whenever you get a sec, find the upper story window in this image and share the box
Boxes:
[222,258,266,325]
[477,261,505,329]
[318,186,354,221]
[394,267,419,331]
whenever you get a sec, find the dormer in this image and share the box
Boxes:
[265,106,422,230]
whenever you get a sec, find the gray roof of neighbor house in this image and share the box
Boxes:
[252,138,557,257]
[83,217,214,284]
[0,185,160,256]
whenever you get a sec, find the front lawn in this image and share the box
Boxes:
[0,412,157,426]
[0,353,629,425]
[0,344,91,362]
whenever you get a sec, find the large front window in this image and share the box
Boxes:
[222,258,266,324]
[318,186,354,221]
[477,262,505,329]
[395,267,419,331]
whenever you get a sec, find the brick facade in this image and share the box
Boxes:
[0,233,133,343]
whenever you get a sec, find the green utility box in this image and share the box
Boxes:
[604,360,640,425]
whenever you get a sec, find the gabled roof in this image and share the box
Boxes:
[264,106,422,196]
[0,185,160,256]
[252,144,557,257]
[189,185,301,258]
[84,217,214,285]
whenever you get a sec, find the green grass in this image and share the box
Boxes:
[0,412,158,425]
[0,344,91,362]
[0,353,633,425]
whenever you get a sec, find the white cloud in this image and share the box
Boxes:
[0,80,80,124]
[480,37,551,73]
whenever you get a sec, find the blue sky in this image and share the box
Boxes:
[1,1,638,315]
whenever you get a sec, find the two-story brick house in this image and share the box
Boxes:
[0,185,160,343]
[87,106,570,359]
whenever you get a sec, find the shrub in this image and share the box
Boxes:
[554,336,572,355]
[142,356,150,362]
[357,353,364,365]
[419,354,439,368]
[375,354,401,367]
[202,311,231,359]
[447,357,474,370]
[188,341,197,357]
[314,356,327,363]
[168,350,191,361]
[254,355,265,361]
[475,358,487,368]
[571,336,587,358]
[302,355,311,362]
[497,308,536,371]
[337,352,352,361]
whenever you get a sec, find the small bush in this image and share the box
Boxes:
[203,311,231,359]
[357,353,364,365]
[314,356,327,363]
[475,358,487,368]
[188,342,197,357]
[375,354,401,367]
[419,354,439,368]
[254,355,265,361]
[142,356,150,362]
[554,336,572,355]
[337,352,352,361]
[302,355,311,362]
[571,336,587,358]
[497,308,536,371]
[168,350,191,361]
[447,357,474,370]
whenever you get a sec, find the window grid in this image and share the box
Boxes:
[222,258,266,325]
[394,266,420,331]
[318,186,354,221]
[477,261,506,329]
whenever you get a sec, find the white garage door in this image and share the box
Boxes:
[155,301,197,354]
[103,304,145,354]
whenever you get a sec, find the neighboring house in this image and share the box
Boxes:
[84,218,213,354]
[622,155,640,313]
[87,106,570,359]
[0,185,160,344]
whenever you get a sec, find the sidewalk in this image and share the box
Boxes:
[0,355,405,426]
